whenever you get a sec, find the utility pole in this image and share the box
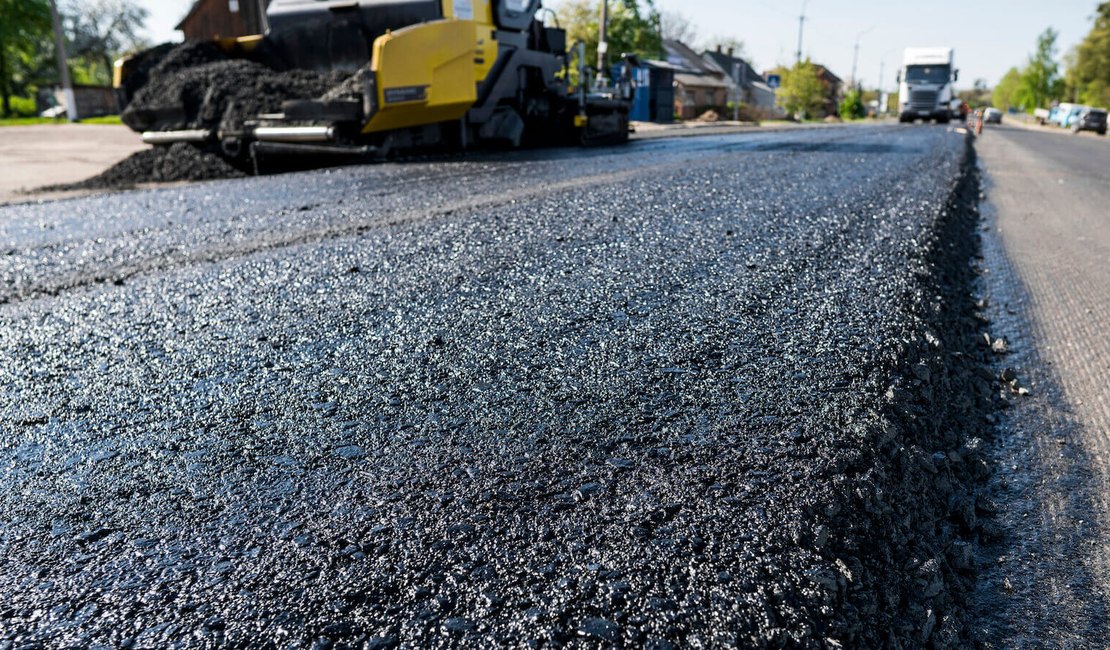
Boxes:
[795,0,809,65]
[49,0,78,122]
[850,25,875,91]
[598,0,609,82]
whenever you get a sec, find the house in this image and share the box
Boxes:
[812,64,843,116]
[662,39,730,120]
[765,63,844,118]
[177,0,270,40]
[36,84,118,117]
[702,46,782,119]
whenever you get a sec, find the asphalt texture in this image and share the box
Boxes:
[970,123,1110,645]
[0,124,998,647]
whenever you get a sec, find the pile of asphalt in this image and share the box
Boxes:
[120,41,346,134]
[42,142,247,191]
[0,128,1001,647]
[38,41,349,190]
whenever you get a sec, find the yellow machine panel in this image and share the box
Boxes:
[440,0,496,82]
[363,19,495,134]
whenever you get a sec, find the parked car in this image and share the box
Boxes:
[1072,108,1108,135]
[983,107,1003,124]
[1049,103,1087,128]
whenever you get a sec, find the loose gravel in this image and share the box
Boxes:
[0,125,1001,647]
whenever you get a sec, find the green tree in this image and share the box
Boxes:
[839,88,864,119]
[64,0,149,85]
[557,0,662,69]
[1015,27,1063,111]
[1066,3,1110,108]
[660,9,696,46]
[777,59,824,119]
[993,67,1022,110]
[0,0,52,116]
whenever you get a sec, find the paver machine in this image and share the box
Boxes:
[115,0,635,164]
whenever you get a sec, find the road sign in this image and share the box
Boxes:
[766,74,781,89]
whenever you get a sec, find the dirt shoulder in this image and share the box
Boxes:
[0,124,145,205]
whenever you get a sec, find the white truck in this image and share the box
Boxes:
[897,48,958,124]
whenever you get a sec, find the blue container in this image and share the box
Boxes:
[617,62,675,123]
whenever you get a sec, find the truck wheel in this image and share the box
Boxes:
[936,115,950,124]
[1099,129,1107,137]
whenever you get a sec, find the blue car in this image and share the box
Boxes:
[1048,103,1086,128]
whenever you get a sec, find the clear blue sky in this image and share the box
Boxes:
[141,1,1099,90]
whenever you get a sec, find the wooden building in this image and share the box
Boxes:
[176,0,270,40]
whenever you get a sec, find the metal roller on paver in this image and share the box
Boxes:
[113,0,635,167]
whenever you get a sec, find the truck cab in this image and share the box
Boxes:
[897,48,957,124]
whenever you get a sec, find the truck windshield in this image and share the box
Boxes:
[905,65,950,84]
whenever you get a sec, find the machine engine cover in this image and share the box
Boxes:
[266,0,443,72]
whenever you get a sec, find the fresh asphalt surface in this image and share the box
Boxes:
[1,124,996,646]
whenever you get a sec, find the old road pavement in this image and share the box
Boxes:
[972,122,1110,647]
[2,123,1103,647]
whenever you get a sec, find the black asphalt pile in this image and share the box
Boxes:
[0,127,1001,647]
[43,142,247,191]
[120,41,346,134]
[46,40,347,190]
[320,62,372,101]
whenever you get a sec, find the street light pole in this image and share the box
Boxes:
[795,0,809,65]
[850,25,875,91]
[49,0,78,122]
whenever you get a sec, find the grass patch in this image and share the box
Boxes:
[0,115,123,127]
[80,115,123,125]
[0,117,64,127]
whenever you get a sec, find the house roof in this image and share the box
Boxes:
[662,39,717,75]
[674,72,730,90]
[702,50,762,89]
[642,59,687,72]
[175,0,206,30]
[811,64,843,85]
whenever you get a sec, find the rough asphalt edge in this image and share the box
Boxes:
[969,159,1110,645]
[840,134,1007,646]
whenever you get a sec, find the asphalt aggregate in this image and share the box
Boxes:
[0,124,999,647]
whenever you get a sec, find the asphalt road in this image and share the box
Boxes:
[0,124,991,647]
[971,123,1110,645]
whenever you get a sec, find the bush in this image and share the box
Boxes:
[8,96,39,117]
[839,90,865,120]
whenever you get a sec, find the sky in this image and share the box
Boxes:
[141,1,1099,90]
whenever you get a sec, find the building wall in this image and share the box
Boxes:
[674,84,727,119]
[38,85,118,117]
[178,0,269,40]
